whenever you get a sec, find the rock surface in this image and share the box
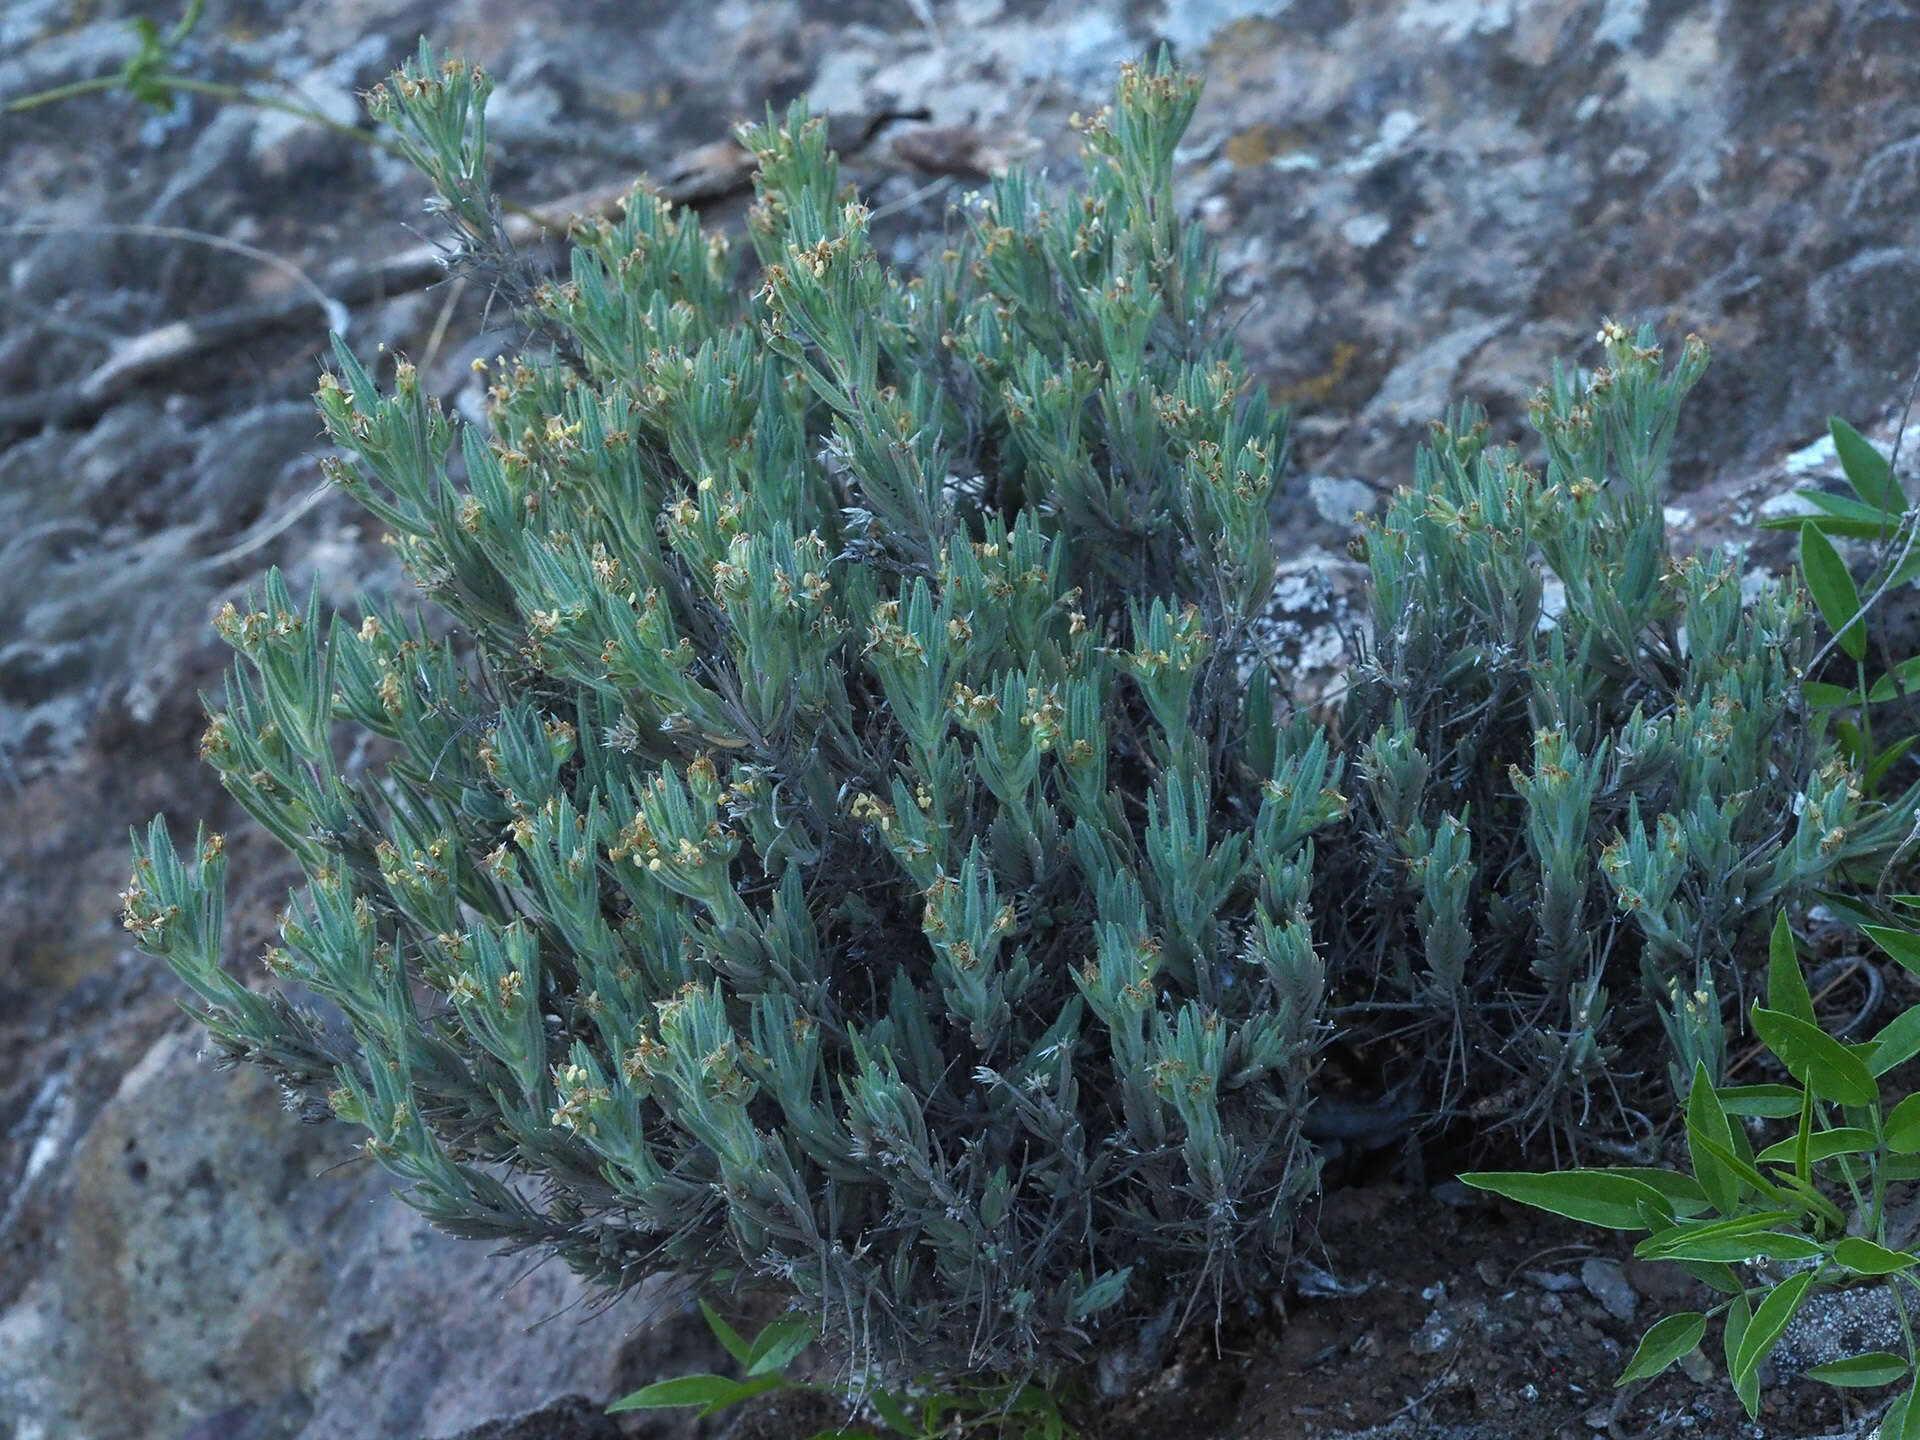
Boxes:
[3,2,1919,1438]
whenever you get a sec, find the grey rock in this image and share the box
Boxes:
[0,1024,672,1440]
[1578,1258,1639,1324]
[1409,1307,1458,1356]
[1522,1269,1583,1294]
[1307,474,1377,526]
[436,1395,622,1440]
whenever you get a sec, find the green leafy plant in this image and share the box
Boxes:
[608,1300,1072,1437]
[1465,911,1920,1432]
[4,0,379,147]
[1761,417,1920,802]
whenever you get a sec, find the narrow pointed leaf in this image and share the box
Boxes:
[1761,490,1910,536]
[700,1300,753,1367]
[1724,1295,1758,1418]
[1898,1374,1920,1440]
[1716,1083,1807,1118]
[1457,1171,1674,1231]
[1769,914,1816,1026]
[1888,1093,1920,1152]
[744,1317,817,1377]
[1832,416,1901,513]
[1805,1352,1909,1388]
[608,1375,755,1412]
[867,1390,917,1436]
[1867,736,1916,790]
[1755,1128,1877,1166]
[1598,1168,1711,1217]
[1674,1259,1743,1295]
[1834,1237,1918,1276]
[1749,1004,1878,1106]
[1732,1271,1813,1389]
[1865,926,1920,980]
[1615,1311,1707,1386]
[1871,657,1920,704]
[1800,521,1866,661]
[1688,1063,1742,1215]
[1688,1129,1788,1209]
[1803,680,1860,708]
[1872,1009,1920,1076]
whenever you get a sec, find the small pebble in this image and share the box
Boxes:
[1410,1310,1457,1356]
[1525,1269,1583,1293]
[1580,1258,1639,1324]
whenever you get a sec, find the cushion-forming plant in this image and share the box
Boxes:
[123,43,1915,1384]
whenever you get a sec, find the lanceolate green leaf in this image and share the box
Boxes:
[1749,1004,1879,1106]
[1886,1093,1920,1153]
[1761,489,1908,537]
[1803,680,1860,709]
[744,1317,817,1378]
[1805,1351,1910,1388]
[1688,1062,1742,1215]
[607,1373,780,1414]
[1768,914,1816,1027]
[1687,1128,1789,1210]
[1866,926,1920,980]
[1834,1237,1918,1276]
[1674,1259,1744,1295]
[1732,1271,1814,1391]
[1724,1293,1759,1418]
[1872,1009,1920,1076]
[1615,1311,1707,1386]
[1895,1375,1920,1440]
[867,1389,917,1436]
[1799,521,1866,661]
[700,1300,753,1367]
[1832,416,1901,514]
[1716,1084,1806,1118]
[1754,1128,1877,1167]
[1635,1215,1822,1265]
[1456,1171,1675,1231]
[1599,1168,1711,1216]
[1870,657,1920,705]
[1868,736,1918,793]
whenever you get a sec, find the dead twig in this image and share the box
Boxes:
[0,141,756,434]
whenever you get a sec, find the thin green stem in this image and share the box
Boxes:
[1892,1271,1918,1367]
[1870,1105,1892,1245]
[159,76,394,153]
[4,75,122,112]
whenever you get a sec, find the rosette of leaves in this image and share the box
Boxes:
[1327,323,1919,1145]
[121,46,1337,1381]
